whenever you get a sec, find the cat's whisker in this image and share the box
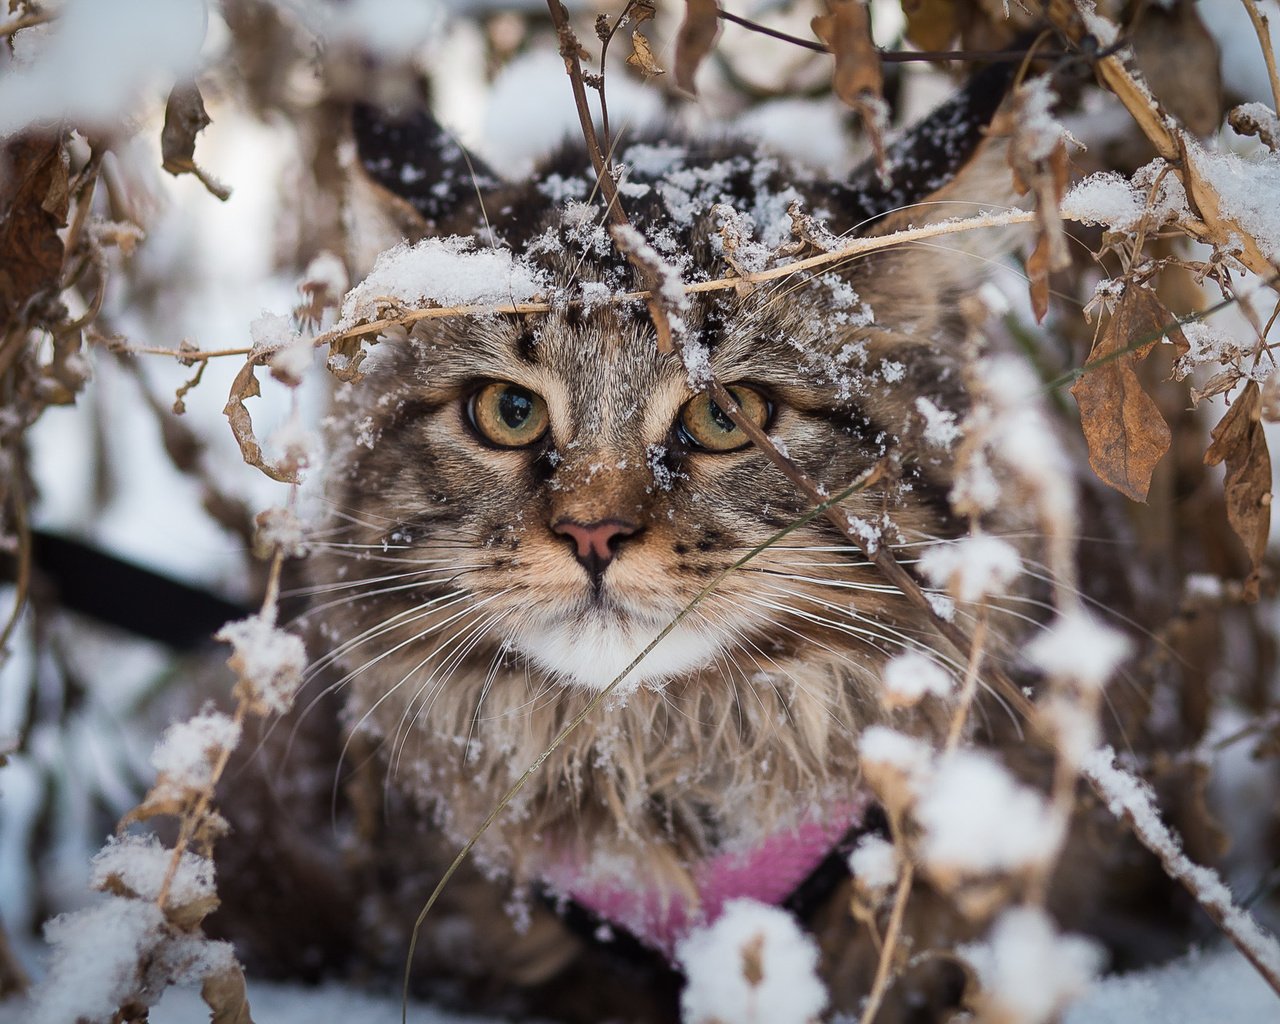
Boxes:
[285,564,483,603]
[390,607,515,785]
[330,594,509,809]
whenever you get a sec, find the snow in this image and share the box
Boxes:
[34,897,168,1024]
[916,751,1060,877]
[914,396,961,448]
[91,835,215,907]
[917,536,1022,604]
[214,615,306,714]
[0,0,206,137]
[1065,947,1280,1024]
[1186,140,1280,261]
[1061,161,1189,233]
[848,834,897,894]
[964,906,1102,1024]
[149,710,242,801]
[881,651,953,709]
[338,237,549,328]
[676,899,827,1024]
[1025,610,1131,691]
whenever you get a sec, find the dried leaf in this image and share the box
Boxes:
[1229,103,1280,151]
[1000,80,1071,319]
[901,0,957,51]
[626,30,665,77]
[1204,381,1272,601]
[631,0,657,24]
[161,83,232,202]
[0,134,69,334]
[1070,285,1173,503]
[202,962,255,1024]
[812,0,885,167]
[1190,367,1244,406]
[674,0,720,95]
[1026,233,1052,324]
[223,361,298,484]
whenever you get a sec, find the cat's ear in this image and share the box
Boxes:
[837,61,1019,234]
[347,101,499,270]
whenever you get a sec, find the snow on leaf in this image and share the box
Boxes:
[1204,380,1272,601]
[1025,608,1131,692]
[1070,284,1173,503]
[92,835,218,929]
[848,834,897,896]
[149,711,242,804]
[677,900,827,1024]
[215,615,306,715]
[881,651,953,710]
[917,536,1021,604]
[916,751,1060,881]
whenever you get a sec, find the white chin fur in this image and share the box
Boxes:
[514,612,725,691]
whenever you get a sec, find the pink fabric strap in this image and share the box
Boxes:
[549,796,869,957]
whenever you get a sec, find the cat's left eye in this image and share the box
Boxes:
[467,382,550,448]
[678,386,771,452]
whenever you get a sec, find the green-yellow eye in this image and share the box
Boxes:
[467,382,550,448]
[678,386,771,452]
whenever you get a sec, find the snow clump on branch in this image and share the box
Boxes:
[676,899,827,1024]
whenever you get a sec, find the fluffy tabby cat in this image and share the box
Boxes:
[211,65,1197,1022]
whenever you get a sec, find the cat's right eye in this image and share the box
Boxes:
[467,382,550,448]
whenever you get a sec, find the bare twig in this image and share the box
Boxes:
[857,813,915,1024]
[716,9,1067,62]
[1240,0,1280,116]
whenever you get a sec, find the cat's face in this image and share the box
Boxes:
[312,78,1017,833]
[322,237,972,697]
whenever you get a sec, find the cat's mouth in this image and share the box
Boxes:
[509,603,727,692]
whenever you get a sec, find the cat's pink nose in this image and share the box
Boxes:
[552,518,639,582]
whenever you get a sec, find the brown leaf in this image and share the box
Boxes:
[631,0,657,25]
[1204,381,1272,601]
[674,0,721,95]
[161,83,232,202]
[1070,285,1173,502]
[1026,233,1052,323]
[202,962,255,1024]
[812,0,885,167]
[626,30,665,77]
[901,0,957,51]
[0,134,69,335]
[223,361,298,484]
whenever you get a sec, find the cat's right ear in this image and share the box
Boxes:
[347,101,498,270]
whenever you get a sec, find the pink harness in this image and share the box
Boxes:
[546,796,870,957]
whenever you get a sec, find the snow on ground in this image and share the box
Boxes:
[3,946,1272,1024]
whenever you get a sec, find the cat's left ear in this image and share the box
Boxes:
[836,61,1020,235]
[347,101,499,269]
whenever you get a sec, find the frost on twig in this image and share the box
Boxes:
[1084,748,1280,995]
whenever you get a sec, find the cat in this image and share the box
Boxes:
[209,63,1203,1023]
